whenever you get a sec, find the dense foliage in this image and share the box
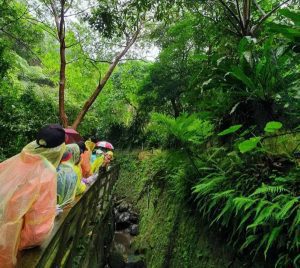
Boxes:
[0,0,299,266]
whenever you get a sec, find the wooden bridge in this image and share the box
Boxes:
[17,165,120,268]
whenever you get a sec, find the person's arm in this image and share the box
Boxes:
[19,167,57,249]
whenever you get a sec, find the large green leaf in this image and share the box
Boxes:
[230,66,256,91]
[238,137,261,153]
[264,121,283,133]
[279,9,300,26]
[218,124,242,136]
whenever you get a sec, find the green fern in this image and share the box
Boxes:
[192,176,226,196]
[276,198,298,220]
[151,113,213,145]
[255,199,272,217]
[247,203,280,231]
[264,226,282,259]
[250,184,290,196]
[212,189,235,200]
[211,198,235,227]
[240,234,258,251]
[233,196,256,213]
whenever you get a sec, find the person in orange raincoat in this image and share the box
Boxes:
[79,140,95,178]
[0,124,66,267]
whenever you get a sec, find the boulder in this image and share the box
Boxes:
[129,224,139,236]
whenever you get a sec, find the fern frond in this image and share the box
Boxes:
[264,226,282,259]
[237,210,254,232]
[250,183,290,196]
[212,189,235,200]
[289,209,300,235]
[255,199,272,217]
[247,203,280,231]
[276,198,298,220]
[252,233,269,259]
[211,198,234,227]
[240,234,259,252]
[233,196,256,213]
[192,176,225,196]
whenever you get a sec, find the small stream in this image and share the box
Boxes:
[106,200,146,268]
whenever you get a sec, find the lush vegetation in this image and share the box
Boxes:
[1,0,300,266]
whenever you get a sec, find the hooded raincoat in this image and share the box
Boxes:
[0,141,65,267]
[90,154,104,174]
[57,156,77,208]
[64,144,86,196]
[80,141,95,178]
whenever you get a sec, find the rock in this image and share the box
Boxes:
[115,212,131,230]
[108,251,126,268]
[130,224,139,236]
[117,212,131,223]
[125,260,145,268]
[118,202,130,213]
[129,213,139,224]
[125,255,146,268]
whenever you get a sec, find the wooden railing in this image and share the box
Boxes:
[17,165,120,268]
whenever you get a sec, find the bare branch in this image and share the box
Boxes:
[253,0,266,16]
[65,5,97,17]
[217,0,243,27]
[24,16,58,40]
[64,0,74,14]
[65,41,81,48]
[120,58,149,63]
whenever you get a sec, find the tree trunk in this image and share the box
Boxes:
[171,98,180,118]
[71,29,140,130]
[59,35,68,127]
[50,0,68,127]
[58,0,68,127]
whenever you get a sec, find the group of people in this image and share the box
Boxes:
[0,124,114,267]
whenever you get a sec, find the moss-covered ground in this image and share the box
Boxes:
[114,150,262,268]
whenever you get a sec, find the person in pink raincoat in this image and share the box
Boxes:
[0,124,66,267]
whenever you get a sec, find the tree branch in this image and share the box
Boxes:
[251,0,291,35]
[24,16,58,40]
[71,28,141,129]
[235,0,245,28]
[253,0,266,16]
[64,5,97,17]
[217,0,243,28]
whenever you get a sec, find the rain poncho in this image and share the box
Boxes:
[90,154,105,174]
[64,144,86,196]
[80,141,95,178]
[57,161,77,208]
[0,141,65,267]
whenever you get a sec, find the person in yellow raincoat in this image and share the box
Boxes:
[64,144,86,195]
[0,124,66,268]
[91,150,113,174]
